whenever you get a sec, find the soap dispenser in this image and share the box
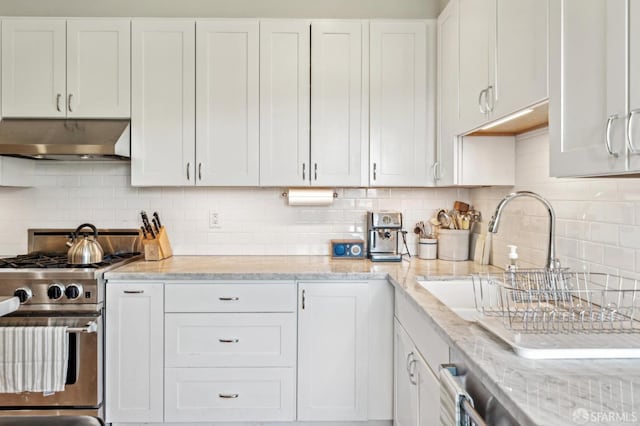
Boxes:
[506,245,518,271]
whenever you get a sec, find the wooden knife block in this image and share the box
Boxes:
[142,226,173,261]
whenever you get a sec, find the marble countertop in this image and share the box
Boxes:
[107,256,640,426]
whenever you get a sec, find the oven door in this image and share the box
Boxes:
[0,313,102,413]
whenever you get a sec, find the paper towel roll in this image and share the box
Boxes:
[287,188,335,206]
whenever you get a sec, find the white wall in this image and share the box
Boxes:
[471,128,640,279]
[0,0,439,18]
[0,162,469,256]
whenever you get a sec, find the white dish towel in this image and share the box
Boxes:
[0,326,68,393]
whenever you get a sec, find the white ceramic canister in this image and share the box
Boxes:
[418,238,437,260]
[437,229,470,261]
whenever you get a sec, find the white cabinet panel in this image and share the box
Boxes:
[165,313,296,367]
[131,20,195,186]
[436,2,459,186]
[394,319,418,426]
[259,20,310,186]
[196,20,259,186]
[2,19,66,118]
[416,352,440,426]
[628,0,640,170]
[549,0,627,176]
[493,0,547,119]
[165,367,295,422]
[297,282,369,421]
[311,21,365,187]
[370,21,434,186]
[458,0,493,132]
[164,282,296,312]
[105,283,164,423]
[66,19,130,118]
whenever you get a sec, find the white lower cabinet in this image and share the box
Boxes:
[394,289,449,426]
[165,367,295,422]
[105,282,164,424]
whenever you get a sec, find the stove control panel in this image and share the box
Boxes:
[0,280,98,305]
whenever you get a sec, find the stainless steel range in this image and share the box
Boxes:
[0,228,141,419]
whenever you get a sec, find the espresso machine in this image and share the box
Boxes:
[367,211,405,262]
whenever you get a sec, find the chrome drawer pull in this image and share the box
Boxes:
[124,290,144,294]
[218,297,239,301]
[218,338,239,343]
[219,393,239,399]
[606,114,620,157]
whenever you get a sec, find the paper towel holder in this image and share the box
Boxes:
[282,188,338,206]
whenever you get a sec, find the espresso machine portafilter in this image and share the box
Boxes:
[367,211,404,262]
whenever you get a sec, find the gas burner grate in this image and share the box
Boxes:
[0,252,141,269]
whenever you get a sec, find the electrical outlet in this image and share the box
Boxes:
[209,211,221,229]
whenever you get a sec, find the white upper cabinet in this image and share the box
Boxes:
[458,0,494,133]
[435,1,459,186]
[66,19,131,118]
[311,21,366,187]
[2,19,66,118]
[457,0,548,134]
[196,20,259,186]
[131,20,196,186]
[259,20,311,186]
[628,1,640,171]
[549,0,628,176]
[369,20,435,187]
[2,18,130,118]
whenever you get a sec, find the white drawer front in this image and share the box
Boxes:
[165,282,296,312]
[165,367,295,422]
[165,313,296,367]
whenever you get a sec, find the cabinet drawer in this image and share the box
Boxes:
[165,282,296,312]
[165,313,296,367]
[165,367,295,422]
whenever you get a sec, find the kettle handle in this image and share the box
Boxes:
[74,223,98,239]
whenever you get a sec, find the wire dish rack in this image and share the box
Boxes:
[471,270,640,334]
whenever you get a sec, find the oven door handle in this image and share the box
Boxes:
[67,321,98,334]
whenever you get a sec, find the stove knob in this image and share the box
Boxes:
[47,283,65,300]
[65,284,83,300]
[14,288,33,304]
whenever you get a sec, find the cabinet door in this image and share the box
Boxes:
[415,353,440,426]
[259,20,311,186]
[196,20,259,186]
[629,0,640,170]
[131,20,195,186]
[311,21,365,187]
[298,282,369,421]
[549,0,627,177]
[66,19,131,118]
[458,0,493,133]
[393,319,418,426]
[493,0,547,119]
[436,2,459,186]
[105,283,164,423]
[370,21,434,187]
[1,19,66,118]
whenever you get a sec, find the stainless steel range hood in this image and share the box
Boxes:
[0,119,130,160]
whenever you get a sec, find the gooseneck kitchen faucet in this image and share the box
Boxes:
[487,191,559,270]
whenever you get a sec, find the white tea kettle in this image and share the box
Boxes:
[67,223,104,265]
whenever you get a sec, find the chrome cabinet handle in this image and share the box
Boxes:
[219,393,239,399]
[432,161,440,182]
[627,109,640,154]
[124,290,144,294]
[187,163,191,180]
[301,289,306,310]
[68,94,73,112]
[314,163,318,181]
[406,352,417,385]
[486,85,495,112]
[56,94,62,112]
[373,162,377,181]
[302,163,306,181]
[606,114,620,157]
[198,163,202,180]
[218,297,239,301]
[478,89,487,114]
[218,338,239,343]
